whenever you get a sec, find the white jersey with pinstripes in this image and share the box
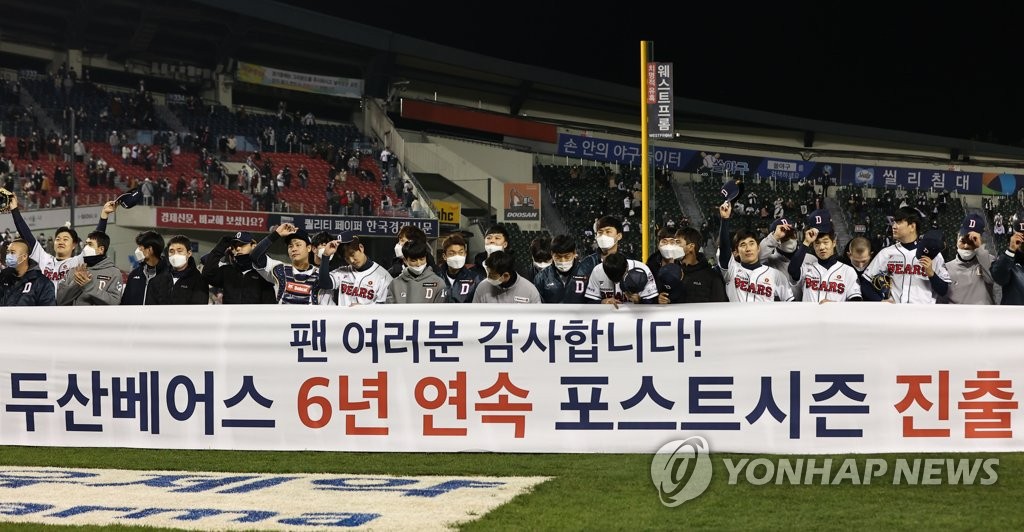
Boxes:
[797,259,862,302]
[862,242,950,304]
[722,257,794,302]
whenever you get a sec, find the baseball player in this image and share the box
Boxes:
[3,189,115,291]
[439,233,484,303]
[250,223,321,305]
[318,231,393,306]
[787,210,862,302]
[945,213,994,305]
[862,206,951,303]
[386,239,448,303]
[717,201,794,302]
[991,210,1024,305]
[584,251,658,305]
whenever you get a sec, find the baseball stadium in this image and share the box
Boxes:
[1,2,1023,530]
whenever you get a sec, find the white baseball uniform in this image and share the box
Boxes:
[862,242,951,304]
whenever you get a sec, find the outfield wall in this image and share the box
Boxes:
[1,304,1020,454]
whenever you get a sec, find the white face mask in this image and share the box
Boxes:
[317,247,326,259]
[595,234,616,250]
[446,255,466,269]
[407,264,427,275]
[958,248,977,261]
[659,245,683,260]
[554,260,575,273]
[484,244,503,255]
[485,276,504,286]
[394,242,404,257]
[534,261,551,270]
[81,245,97,258]
[134,247,146,261]
[168,254,187,269]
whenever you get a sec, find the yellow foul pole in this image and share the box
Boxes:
[640,41,651,260]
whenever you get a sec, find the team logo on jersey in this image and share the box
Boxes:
[285,281,312,295]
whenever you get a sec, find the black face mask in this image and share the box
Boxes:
[233,254,253,270]
[83,255,104,267]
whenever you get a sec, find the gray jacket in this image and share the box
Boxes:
[945,247,994,305]
[472,273,542,304]
[386,268,448,304]
[56,256,124,305]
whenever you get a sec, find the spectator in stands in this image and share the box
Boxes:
[56,231,123,306]
[121,230,166,305]
[473,250,541,303]
[992,211,1024,305]
[534,234,588,304]
[146,235,208,305]
[439,233,483,303]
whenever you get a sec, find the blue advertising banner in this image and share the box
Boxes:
[838,165,983,195]
[557,133,1022,195]
[269,214,439,238]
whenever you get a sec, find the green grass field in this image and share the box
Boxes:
[1,446,1022,530]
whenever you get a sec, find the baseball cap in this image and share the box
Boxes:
[1014,211,1024,234]
[806,209,834,234]
[656,263,683,293]
[719,179,744,203]
[916,229,944,259]
[769,217,796,237]
[284,229,311,245]
[337,230,358,245]
[959,213,986,236]
[620,267,649,294]
[116,187,142,209]
[230,231,254,244]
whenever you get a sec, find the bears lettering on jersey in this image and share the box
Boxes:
[340,283,375,300]
[887,263,927,276]
[734,278,773,297]
[804,278,846,293]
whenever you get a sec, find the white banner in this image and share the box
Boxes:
[236,61,362,99]
[0,208,111,232]
[0,304,1021,454]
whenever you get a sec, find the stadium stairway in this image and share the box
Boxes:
[675,177,705,228]
[825,196,851,243]
[18,86,58,133]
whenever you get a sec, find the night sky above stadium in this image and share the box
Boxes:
[283,2,1024,146]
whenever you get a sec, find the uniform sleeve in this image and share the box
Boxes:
[788,244,809,283]
[759,233,779,264]
[375,273,391,303]
[10,208,37,249]
[991,250,1016,287]
[718,218,732,268]
[775,271,794,302]
[202,245,228,288]
[250,233,278,269]
[862,248,887,282]
[928,254,951,297]
[318,258,336,289]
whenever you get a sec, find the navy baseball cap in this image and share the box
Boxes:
[719,179,744,203]
[769,217,796,235]
[230,231,254,244]
[959,213,986,235]
[337,230,358,245]
[116,187,142,209]
[620,267,649,294]
[806,209,834,234]
[917,230,945,259]
[284,229,311,245]
[1014,211,1024,233]
[656,263,683,293]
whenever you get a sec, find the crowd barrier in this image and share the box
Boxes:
[1,303,1020,454]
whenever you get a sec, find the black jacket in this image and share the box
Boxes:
[145,258,209,305]
[202,245,276,304]
[663,259,728,303]
[121,258,169,305]
[0,262,56,306]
